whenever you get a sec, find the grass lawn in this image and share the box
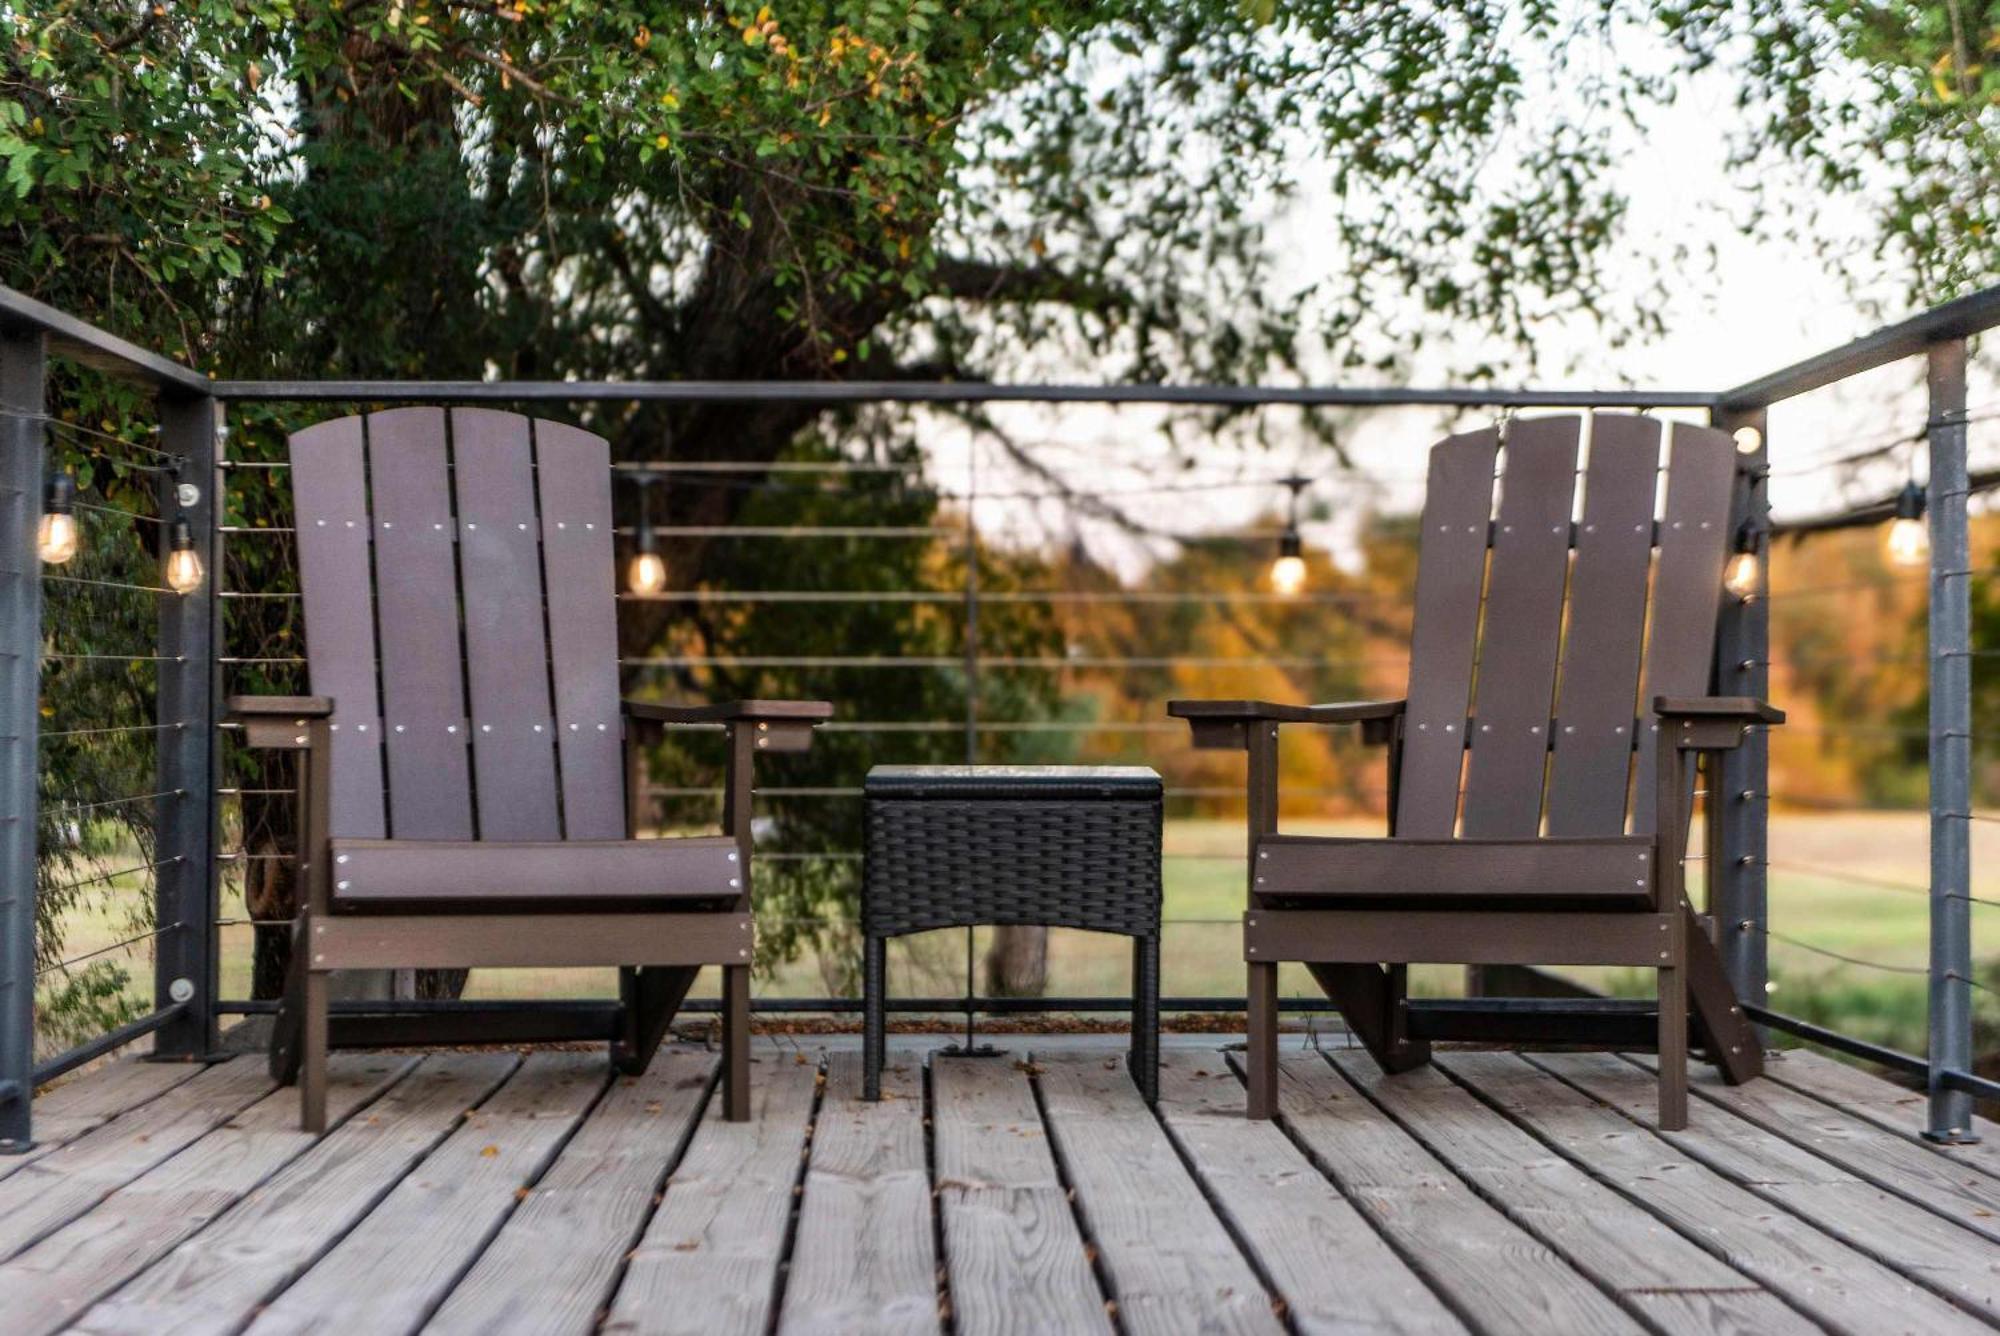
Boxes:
[34,812,1999,1061]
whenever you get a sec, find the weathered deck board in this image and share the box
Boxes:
[1154,1054,1465,1336]
[1261,1052,1645,1336]
[1540,1052,2000,1323]
[603,1058,821,1336]
[0,1059,205,1185]
[1630,1053,2000,1244]
[74,1052,520,1336]
[778,1052,940,1336]
[32,1039,2000,1336]
[424,1051,716,1336]
[0,1054,415,1336]
[1036,1054,1282,1335]
[1327,1049,1811,1336]
[0,1056,272,1261]
[1763,1050,2000,1181]
[932,1056,1112,1336]
[244,1052,604,1335]
[1458,1052,1988,1334]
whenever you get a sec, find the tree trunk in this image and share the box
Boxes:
[983,925,1049,997]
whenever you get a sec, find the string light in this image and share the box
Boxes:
[1723,523,1760,600]
[37,471,77,564]
[1270,475,1308,597]
[164,517,204,594]
[1885,480,1929,569]
[627,472,667,595]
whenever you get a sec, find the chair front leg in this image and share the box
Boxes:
[1654,721,1692,1131]
[722,964,751,1120]
[1657,932,1688,1132]
[716,723,758,1120]
[1246,960,1279,1119]
[301,965,329,1134]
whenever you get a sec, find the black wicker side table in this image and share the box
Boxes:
[862,765,1163,1102]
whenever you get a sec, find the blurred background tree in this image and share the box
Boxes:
[4,0,1993,1007]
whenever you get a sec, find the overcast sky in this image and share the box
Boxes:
[930,23,1996,578]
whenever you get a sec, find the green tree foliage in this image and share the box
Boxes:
[1657,1,2000,302]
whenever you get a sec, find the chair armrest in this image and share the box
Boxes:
[623,698,833,753]
[225,696,333,749]
[1167,698,1405,750]
[1654,696,1784,751]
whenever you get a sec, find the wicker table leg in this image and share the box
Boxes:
[863,933,887,1101]
[1132,933,1159,1104]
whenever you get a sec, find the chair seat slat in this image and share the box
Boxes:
[329,836,740,909]
[1254,833,1654,908]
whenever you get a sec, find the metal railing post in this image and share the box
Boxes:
[1713,407,1770,1032]
[1925,339,1977,1143]
[150,394,219,1059]
[0,326,45,1150]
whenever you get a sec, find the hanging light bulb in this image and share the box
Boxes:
[1271,529,1307,597]
[37,471,77,564]
[1270,475,1309,597]
[164,517,204,594]
[1885,480,1929,569]
[626,473,667,595]
[1722,524,1759,600]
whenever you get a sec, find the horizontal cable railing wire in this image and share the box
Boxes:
[35,923,176,977]
[44,789,184,818]
[617,587,1404,606]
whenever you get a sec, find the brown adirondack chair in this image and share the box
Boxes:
[1170,413,1779,1130]
[229,408,830,1131]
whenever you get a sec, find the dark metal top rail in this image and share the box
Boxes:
[1719,284,2000,411]
[202,380,1720,409]
[0,286,211,397]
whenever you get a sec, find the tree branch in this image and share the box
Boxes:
[932,256,1132,312]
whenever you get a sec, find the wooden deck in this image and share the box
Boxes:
[4,1037,1997,1334]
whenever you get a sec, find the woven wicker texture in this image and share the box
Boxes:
[863,797,1162,937]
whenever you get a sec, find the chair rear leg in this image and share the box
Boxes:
[1246,960,1278,1119]
[1306,962,1431,1074]
[1657,961,1688,1132]
[613,965,699,1076]
[1682,904,1764,1084]
[722,964,751,1121]
[301,966,329,1135]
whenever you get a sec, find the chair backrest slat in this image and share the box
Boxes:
[1396,413,1736,839]
[534,421,626,839]
[453,408,562,840]
[366,408,475,841]
[290,416,387,839]
[1459,416,1580,838]
[1396,429,1500,837]
[1631,421,1736,836]
[1544,414,1662,836]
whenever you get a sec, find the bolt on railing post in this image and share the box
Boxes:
[1713,406,1770,1035]
[1925,338,1978,1143]
[0,325,46,1152]
[150,394,220,1060]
